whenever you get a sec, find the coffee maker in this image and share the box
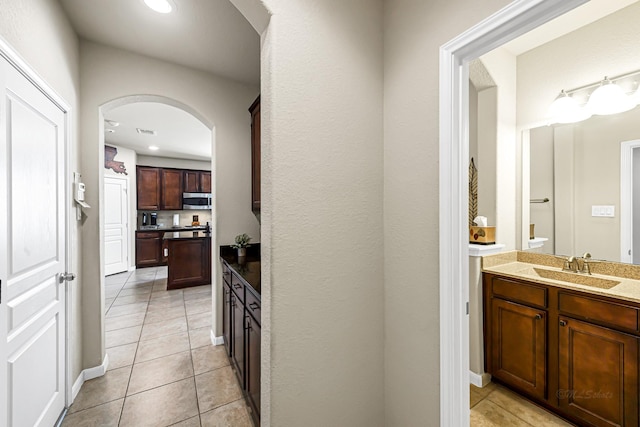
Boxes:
[150,212,158,226]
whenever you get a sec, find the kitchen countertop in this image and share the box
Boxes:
[483,256,640,304]
[220,244,261,295]
[163,231,212,240]
[138,225,207,232]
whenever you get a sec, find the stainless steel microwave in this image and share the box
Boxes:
[183,192,212,210]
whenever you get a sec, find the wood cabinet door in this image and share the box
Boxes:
[166,239,208,288]
[135,234,162,267]
[200,171,211,193]
[250,97,260,211]
[184,170,200,193]
[161,169,183,210]
[231,292,245,387]
[246,315,261,423]
[558,317,639,427]
[491,298,547,400]
[137,166,161,210]
[223,282,232,357]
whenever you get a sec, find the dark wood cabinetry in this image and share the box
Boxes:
[137,166,211,211]
[484,272,640,427]
[558,317,638,427]
[249,96,260,211]
[137,167,161,210]
[221,258,260,425]
[161,168,183,210]
[184,170,211,193]
[490,298,546,400]
[165,234,211,290]
[135,231,164,267]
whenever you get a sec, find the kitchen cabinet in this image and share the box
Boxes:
[137,166,161,210]
[161,168,183,210]
[249,96,260,211]
[221,255,261,425]
[184,170,211,193]
[137,166,210,211]
[135,231,164,267]
[484,272,640,427]
[164,231,211,289]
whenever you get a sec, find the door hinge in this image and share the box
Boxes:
[466,301,469,315]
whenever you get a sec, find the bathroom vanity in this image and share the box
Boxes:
[483,252,640,427]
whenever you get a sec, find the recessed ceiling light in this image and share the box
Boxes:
[143,0,174,14]
[149,146,160,151]
[136,128,157,136]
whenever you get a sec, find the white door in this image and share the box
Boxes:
[0,55,68,426]
[104,177,129,275]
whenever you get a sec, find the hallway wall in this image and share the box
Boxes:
[79,40,259,369]
[0,0,84,383]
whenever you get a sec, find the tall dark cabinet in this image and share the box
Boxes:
[249,96,261,212]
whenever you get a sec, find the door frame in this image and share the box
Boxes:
[0,36,74,408]
[103,175,130,275]
[438,0,587,423]
[620,139,640,263]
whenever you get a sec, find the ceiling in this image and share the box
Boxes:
[502,0,637,55]
[104,102,211,161]
[59,0,260,86]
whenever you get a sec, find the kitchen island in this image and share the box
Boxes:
[220,245,260,425]
[163,231,211,290]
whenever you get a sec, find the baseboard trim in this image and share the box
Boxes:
[71,354,109,402]
[469,371,491,388]
[211,329,224,346]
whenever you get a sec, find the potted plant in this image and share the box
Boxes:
[232,233,251,259]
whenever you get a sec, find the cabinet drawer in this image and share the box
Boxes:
[491,276,547,308]
[222,264,232,285]
[558,291,639,332]
[137,231,161,239]
[231,274,245,303]
[246,290,261,324]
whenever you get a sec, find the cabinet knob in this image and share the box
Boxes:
[560,320,567,327]
[535,314,542,320]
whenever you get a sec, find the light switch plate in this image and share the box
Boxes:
[592,205,615,217]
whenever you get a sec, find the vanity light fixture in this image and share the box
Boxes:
[548,70,640,124]
[548,90,591,124]
[585,76,635,116]
[143,0,174,14]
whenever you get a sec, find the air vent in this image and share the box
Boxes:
[136,128,157,136]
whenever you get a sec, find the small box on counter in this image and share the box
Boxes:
[469,226,496,245]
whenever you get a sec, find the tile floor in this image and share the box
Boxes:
[470,383,574,426]
[62,266,254,427]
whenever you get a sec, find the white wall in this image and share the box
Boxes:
[79,40,259,369]
[382,0,511,424]
[477,86,498,227]
[137,155,212,171]
[0,0,84,382]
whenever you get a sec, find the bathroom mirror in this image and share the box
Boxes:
[524,106,640,264]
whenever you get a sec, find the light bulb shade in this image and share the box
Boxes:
[144,0,173,13]
[586,78,635,115]
[548,91,591,124]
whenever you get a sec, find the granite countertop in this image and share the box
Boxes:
[220,244,261,295]
[138,225,207,232]
[163,231,212,240]
[482,251,640,304]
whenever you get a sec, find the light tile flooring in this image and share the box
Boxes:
[62,266,253,427]
[471,383,573,426]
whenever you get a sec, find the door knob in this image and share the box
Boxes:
[559,320,567,327]
[535,314,542,320]
[59,273,76,284]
